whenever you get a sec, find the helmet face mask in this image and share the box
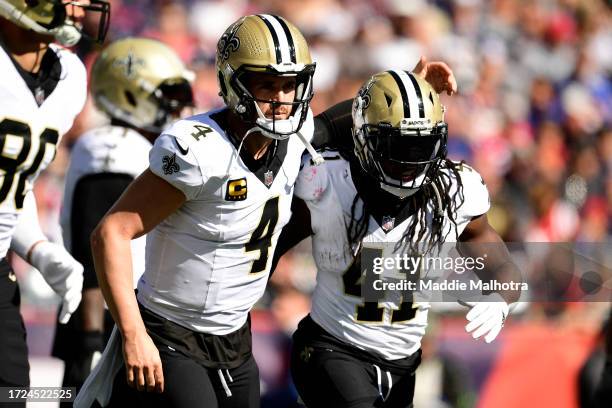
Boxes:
[353,70,448,198]
[0,0,110,46]
[230,66,315,138]
[91,38,195,133]
[70,0,110,45]
[216,14,315,140]
[362,122,447,187]
[150,78,194,130]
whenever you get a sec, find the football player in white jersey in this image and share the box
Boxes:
[51,37,194,401]
[81,14,317,408]
[273,71,521,408]
[0,0,109,395]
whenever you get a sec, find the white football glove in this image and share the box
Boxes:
[462,293,509,343]
[30,241,84,324]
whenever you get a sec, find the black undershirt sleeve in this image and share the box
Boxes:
[270,196,313,278]
[70,173,134,289]
[312,99,354,155]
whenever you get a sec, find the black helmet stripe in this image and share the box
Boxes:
[387,70,411,119]
[405,71,425,118]
[258,15,282,64]
[270,15,296,63]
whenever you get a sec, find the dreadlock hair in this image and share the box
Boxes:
[346,159,467,257]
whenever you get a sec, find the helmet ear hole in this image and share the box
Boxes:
[384,93,392,107]
[124,90,137,107]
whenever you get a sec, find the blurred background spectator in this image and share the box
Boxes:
[16,0,611,407]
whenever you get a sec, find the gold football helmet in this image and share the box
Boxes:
[91,37,195,133]
[0,0,110,46]
[216,14,315,140]
[352,70,447,198]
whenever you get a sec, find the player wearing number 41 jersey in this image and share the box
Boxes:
[274,71,522,408]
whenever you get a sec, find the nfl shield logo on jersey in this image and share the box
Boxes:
[264,170,274,187]
[382,216,395,232]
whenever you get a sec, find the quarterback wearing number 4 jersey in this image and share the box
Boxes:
[54,37,195,401]
[80,14,317,408]
[139,107,309,334]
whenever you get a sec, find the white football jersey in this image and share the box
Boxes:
[295,151,490,360]
[137,108,313,335]
[0,44,86,258]
[61,125,152,286]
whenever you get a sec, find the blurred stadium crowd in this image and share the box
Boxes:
[14,0,611,407]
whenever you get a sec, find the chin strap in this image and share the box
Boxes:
[237,127,259,157]
[379,183,418,199]
[52,23,81,46]
[431,181,444,216]
[250,103,324,166]
[296,129,323,165]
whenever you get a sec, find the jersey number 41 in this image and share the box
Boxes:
[343,244,418,324]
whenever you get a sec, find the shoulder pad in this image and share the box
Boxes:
[149,133,205,200]
[453,162,490,219]
[163,118,220,149]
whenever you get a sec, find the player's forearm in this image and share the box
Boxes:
[458,217,522,304]
[10,191,47,261]
[312,99,354,151]
[459,237,521,304]
[91,219,145,338]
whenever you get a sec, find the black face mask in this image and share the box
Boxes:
[47,0,111,44]
[364,123,447,182]
[150,79,194,129]
[78,0,111,44]
[229,65,315,137]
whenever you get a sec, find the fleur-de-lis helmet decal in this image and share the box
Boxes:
[217,21,242,63]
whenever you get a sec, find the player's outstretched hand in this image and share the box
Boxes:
[123,330,165,393]
[461,293,509,343]
[30,241,84,324]
[412,55,457,96]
